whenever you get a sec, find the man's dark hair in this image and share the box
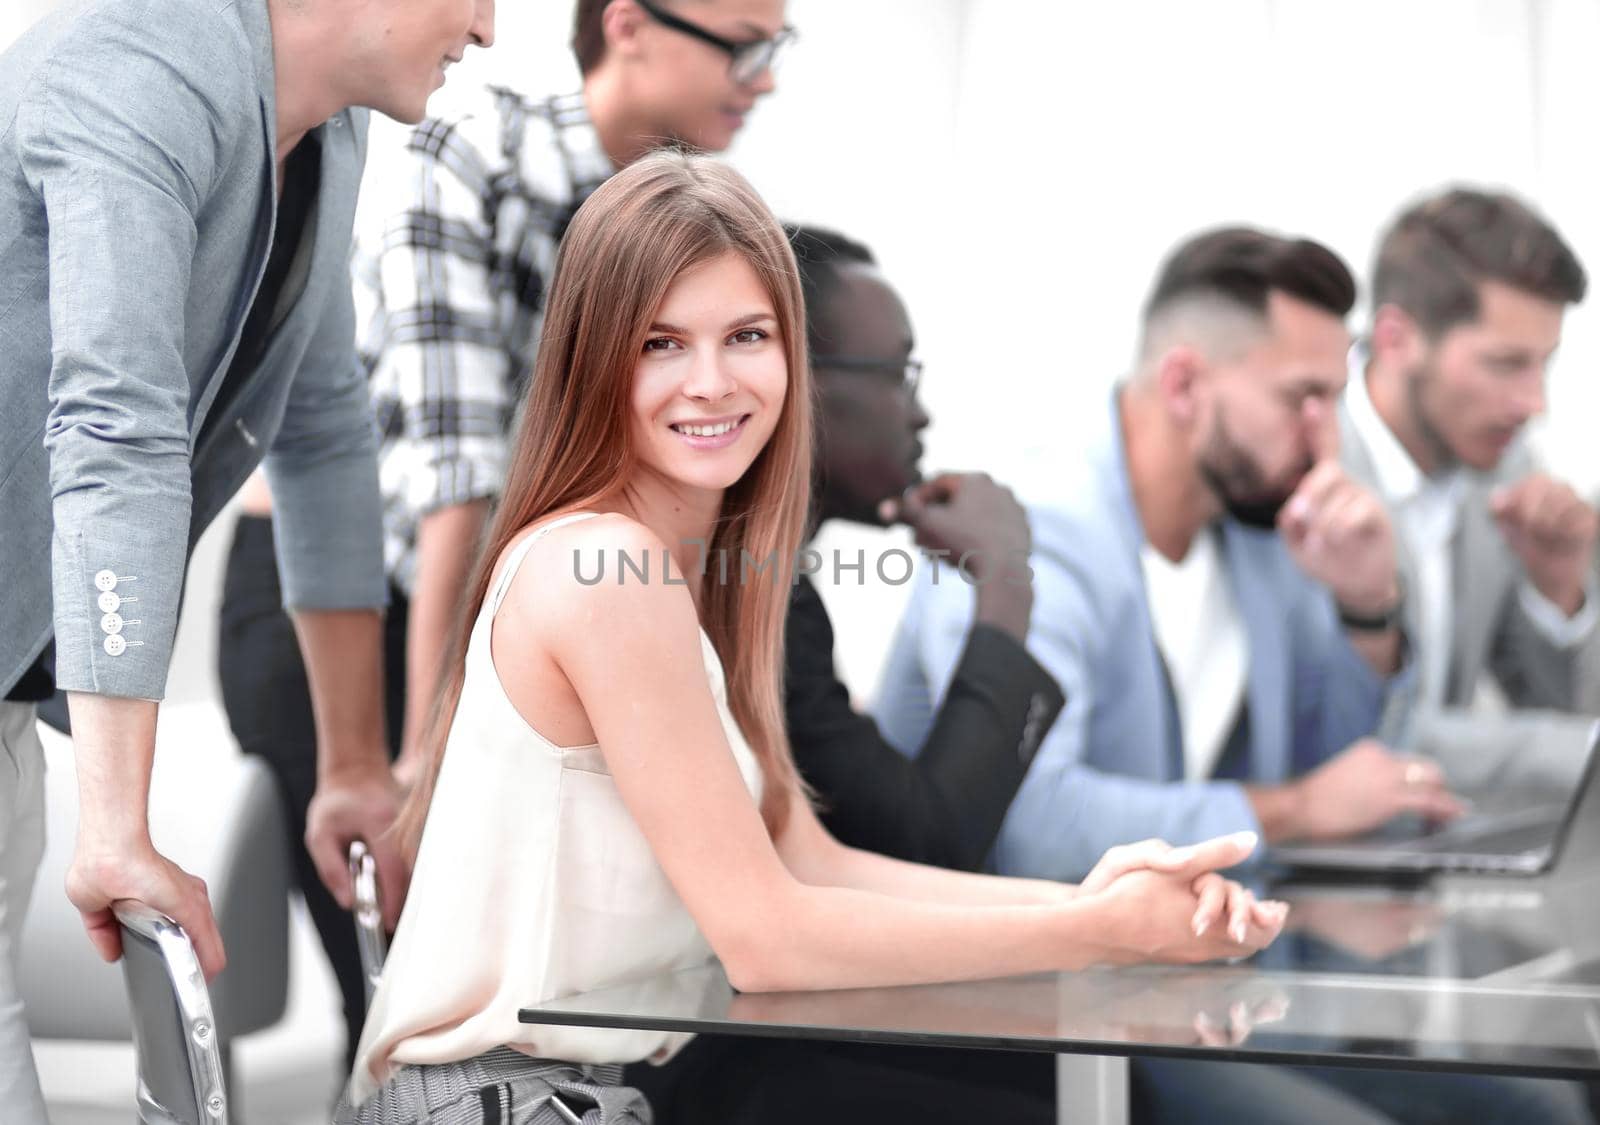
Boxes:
[572,0,609,76]
[787,224,876,357]
[1371,188,1587,337]
[1144,227,1357,326]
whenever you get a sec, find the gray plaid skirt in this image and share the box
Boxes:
[334,1048,652,1124]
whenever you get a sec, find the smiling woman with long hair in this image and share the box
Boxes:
[338,151,1286,1125]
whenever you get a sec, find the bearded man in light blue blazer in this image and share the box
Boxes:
[0,0,492,1109]
[875,228,1451,884]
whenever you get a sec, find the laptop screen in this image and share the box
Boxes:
[1541,721,1600,873]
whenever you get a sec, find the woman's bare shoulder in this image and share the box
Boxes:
[493,512,697,647]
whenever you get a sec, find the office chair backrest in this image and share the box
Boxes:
[116,902,231,1125]
[349,840,388,1006]
[22,724,290,1044]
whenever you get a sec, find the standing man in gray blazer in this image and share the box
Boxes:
[1345,189,1600,767]
[0,0,492,1111]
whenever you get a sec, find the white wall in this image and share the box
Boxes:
[940,0,1599,498]
[7,0,1599,701]
[0,0,57,45]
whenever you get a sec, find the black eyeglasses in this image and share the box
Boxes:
[812,355,924,399]
[633,0,798,86]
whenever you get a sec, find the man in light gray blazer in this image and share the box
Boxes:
[0,0,491,1109]
[1346,189,1600,786]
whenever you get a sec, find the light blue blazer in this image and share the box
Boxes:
[874,391,1400,880]
[0,0,386,700]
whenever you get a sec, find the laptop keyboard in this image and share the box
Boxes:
[1409,821,1556,856]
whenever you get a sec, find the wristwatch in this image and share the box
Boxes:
[1336,588,1405,633]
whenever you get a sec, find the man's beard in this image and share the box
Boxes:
[1197,409,1304,531]
[1405,356,1461,473]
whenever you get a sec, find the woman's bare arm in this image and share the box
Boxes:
[502,517,1283,993]
[778,806,1262,902]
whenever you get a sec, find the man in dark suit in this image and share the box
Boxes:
[782,225,1065,870]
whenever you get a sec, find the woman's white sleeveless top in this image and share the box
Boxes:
[349,513,763,1103]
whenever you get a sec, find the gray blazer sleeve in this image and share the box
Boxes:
[264,112,387,615]
[1580,612,1600,715]
[1489,581,1600,712]
[1473,458,1600,713]
[16,1,253,698]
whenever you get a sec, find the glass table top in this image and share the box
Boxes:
[521,873,1600,1078]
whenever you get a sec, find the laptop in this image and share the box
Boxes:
[1273,721,1600,876]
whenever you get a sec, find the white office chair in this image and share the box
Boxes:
[115,903,231,1124]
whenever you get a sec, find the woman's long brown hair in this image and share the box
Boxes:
[394,151,814,857]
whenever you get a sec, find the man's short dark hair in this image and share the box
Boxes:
[1371,188,1587,337]
[787,224,876,357]
[572,0,609,76]
[1144,227,1357,325]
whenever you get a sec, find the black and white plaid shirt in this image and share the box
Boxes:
[353,87,612,593]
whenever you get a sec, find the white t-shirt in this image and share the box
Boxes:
[1140,528,1248,781]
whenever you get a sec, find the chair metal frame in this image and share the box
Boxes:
[115,901,231,1124]
[348,840,388,1005]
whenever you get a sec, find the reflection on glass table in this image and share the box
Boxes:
[1275,873,1600,985]
[522,953,1600,1078]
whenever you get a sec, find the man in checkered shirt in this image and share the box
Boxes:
[216,0,794,1070]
